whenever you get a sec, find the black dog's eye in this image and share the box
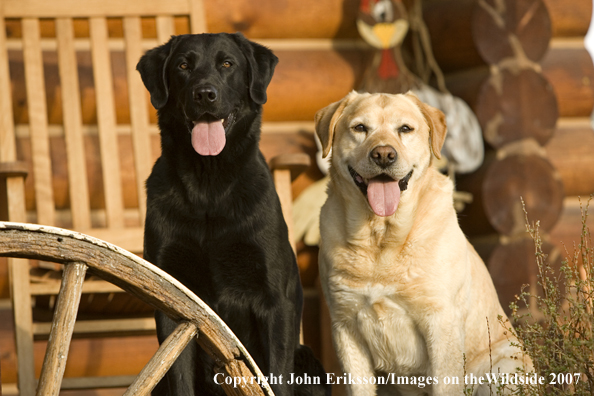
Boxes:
[353,124,367,133]
[179,62,189,70]
[222,61,232,68]
[399,125,413,133]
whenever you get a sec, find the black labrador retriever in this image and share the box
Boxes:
[137,33,329,396]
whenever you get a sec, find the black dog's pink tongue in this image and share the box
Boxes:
[192,120,226,156]
[367,178,401,217]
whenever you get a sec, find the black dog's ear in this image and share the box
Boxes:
[231,33,278,105]
[136,36,178,109]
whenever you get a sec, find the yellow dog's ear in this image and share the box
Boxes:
[314,91,358,158]
[405,91,447,159]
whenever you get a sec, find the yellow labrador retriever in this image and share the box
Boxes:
[315,91,531,396]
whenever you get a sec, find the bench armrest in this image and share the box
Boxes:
[0,161,28,179]
[268,153,310,181]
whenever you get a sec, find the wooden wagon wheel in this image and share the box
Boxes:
[0,222,273,396]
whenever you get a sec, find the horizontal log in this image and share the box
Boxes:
[205,0,361,40]
[265,50,369,121]
[422,0,485,73]
[541,44,594,118]
[542,0,592,37]
[546,120,594,197]
[443,67,490,111]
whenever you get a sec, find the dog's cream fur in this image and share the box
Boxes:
[316,91,531,396]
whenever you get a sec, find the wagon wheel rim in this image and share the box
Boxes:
[0,221,274,396]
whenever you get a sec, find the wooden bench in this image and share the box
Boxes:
[0,0,311,393]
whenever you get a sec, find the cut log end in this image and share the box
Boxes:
[482,154,564,235]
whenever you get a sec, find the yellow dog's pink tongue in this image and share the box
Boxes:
[367,178,401,217]
[192,120,226,156]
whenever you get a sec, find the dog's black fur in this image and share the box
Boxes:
[137,33,329,396]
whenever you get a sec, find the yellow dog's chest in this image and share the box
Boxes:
[330,281,430,375]
[328,238,426,287]
[321,234,439,374]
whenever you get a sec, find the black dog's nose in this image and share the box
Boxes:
[194,85,218,103]
[370,145,397,168]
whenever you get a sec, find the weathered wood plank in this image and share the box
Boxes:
[56,17,92,230]
[0,7,17,163]
[7,255,36,396]
[22,18,55,226]
[123,16,151,225]
[33,317,155,336]
[155,16,176,45]
[3,0,191,18]
[89,17,125,228]
[273,169,295,253]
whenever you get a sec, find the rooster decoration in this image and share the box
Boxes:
[295,0,484,245]
[356,0,417,93]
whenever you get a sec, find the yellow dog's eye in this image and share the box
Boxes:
[353,124,367,133]
[222,61,232,68]
[399,125,413,133]
[179,62,188,70]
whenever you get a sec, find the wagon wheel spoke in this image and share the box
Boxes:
[36,261,88,396]
[124,321,198,396]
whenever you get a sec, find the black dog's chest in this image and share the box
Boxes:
[156,228,268,299]
[144,164,291,296]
